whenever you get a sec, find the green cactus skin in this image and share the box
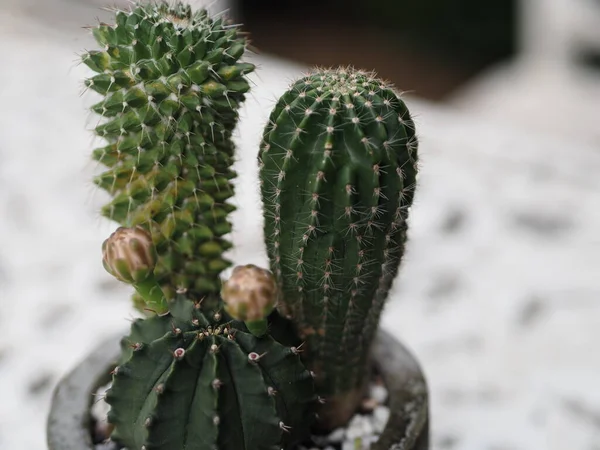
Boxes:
[107,293,316,450]
[83,1,255,309]
[259,68,418,425]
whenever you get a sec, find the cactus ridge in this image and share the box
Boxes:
[107,294,315,450]
[259,67,418,397]
[84,1,255,305]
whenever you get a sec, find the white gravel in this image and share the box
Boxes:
[297,382,389,450]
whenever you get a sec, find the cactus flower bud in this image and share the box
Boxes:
[102,226,156,283]
[221,264,278,323]
[102,226,168,315]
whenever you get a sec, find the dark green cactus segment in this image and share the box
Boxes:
[84,1,255,305]
[106,294,316,450]
[259,68,418,397]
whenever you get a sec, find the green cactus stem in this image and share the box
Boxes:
[108,293,316,450]
[83,1,255,310]
[259,67,419,428]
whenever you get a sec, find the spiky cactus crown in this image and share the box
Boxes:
[107,294,315,450]
[259,67,418,426]
[84,1,255,309]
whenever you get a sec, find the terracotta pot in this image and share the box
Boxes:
[47,329,429,450]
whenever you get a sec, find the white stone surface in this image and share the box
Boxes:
[450,60,600,148]
[519,0,600,58]
[452,0,600,147]
[369,384,389,405]
[0,2,599,450]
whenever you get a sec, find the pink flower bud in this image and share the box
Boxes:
[221,264,278,321]
[102,227,156,283]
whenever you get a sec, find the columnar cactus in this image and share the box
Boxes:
[259,68,419,426]
[83,1,254,310]
[107,293,316,450]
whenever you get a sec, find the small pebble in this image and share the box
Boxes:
[372,406,390,433]
[369,384,388,404]
[312,434,333,447]
[91,383,114,443]
[91,383,111,424]
[366,434,379,446]
[94,441,120,450]
[342,441,356,450]
[327,427,346,442]
[361,397,378,412]
[346,415,368,440]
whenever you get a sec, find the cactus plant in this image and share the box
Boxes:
[107,292,315,450]
[259,67,419,427]
[102,226,316,450]
[83,0,255,311]
[84,3,318,449]
[75,3,425,448]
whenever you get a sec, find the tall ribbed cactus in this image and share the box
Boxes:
[83,1,254,310]
[259,68,419,426]
[107,293,316,450]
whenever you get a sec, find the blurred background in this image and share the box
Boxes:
[0,0,599,449]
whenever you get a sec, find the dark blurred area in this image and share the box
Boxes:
[239,0,517,100]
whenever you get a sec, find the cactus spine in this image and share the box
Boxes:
[83,1,254,310]
[107,293,315,450]
[259,68,419,426]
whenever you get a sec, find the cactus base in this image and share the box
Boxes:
[47,330,428,450]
